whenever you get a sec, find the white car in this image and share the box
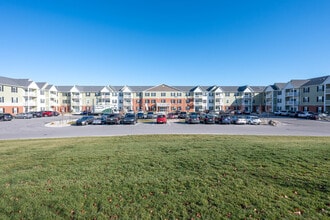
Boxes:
[232,116,247,125]
[246,116,261,125]
[297,111,313,118]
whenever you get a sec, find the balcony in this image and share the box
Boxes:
[286,92,299,97]
[286,101,299,106]
[24,91,37,97]
[24,101,37,106]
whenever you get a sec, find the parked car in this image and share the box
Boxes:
[288,111,298,117]
[245,116,261,125]
[52,111,60,116]
[106,113,123,125]
[217,115,232,124]
[167,112,177,119]
[232,116,247,124]
[156,114,167,124]
[297,111,313,118]
[42,111,53,117]
[137,112,145,119]
[15,113,33,119]
[146,112,155,119]
[81,110,92,115]
[307,112,319,120]
[185,114,200,124]
[0,113,13,121]
[122,113,137,125]
[178,111,187,119]
[28,111,42,118]
[200,114,216,124]
[76,116,94,125]
[280,110,289,116]
[92,117,106,125]
[274,111,282,116]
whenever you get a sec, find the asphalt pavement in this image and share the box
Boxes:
[0,115,329,140]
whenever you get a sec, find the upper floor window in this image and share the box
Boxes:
[86,92,91,96]
[161,93,166,97]
[303,87,310,93]
[0,97,4,103]
[145,92,150,96]
[11,87,18,93]
[317,85,324,92]
[151,93,156,97]
[0,85,3,92]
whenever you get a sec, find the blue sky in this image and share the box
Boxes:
[1,0,329,86]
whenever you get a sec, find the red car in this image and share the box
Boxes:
[42,111,53,117]
[156,114,167,124]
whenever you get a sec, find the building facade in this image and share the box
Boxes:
[1,75,329,115]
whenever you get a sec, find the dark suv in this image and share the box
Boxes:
[0,113,13,121]
[106,113,123,125]
[178,111,187,119]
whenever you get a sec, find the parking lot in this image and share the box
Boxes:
[0,114,329,140]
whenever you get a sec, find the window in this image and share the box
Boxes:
[11,97,18,103]
[11,87,18,93]
[40,90,45,95]
[0,97,4,103]
[317,85,324,92]
[177,100,182,104]
[112,92,118,96]
[151,93,156,97]
[136,100,140,103]
[303,97,309,103]
[145,92,150,96]
[186,99,190,103]
[303,87,310,93]
[209,100,214,103]
[171,92,176,97]
[317,96,324,102]
[161,93,166,97]
[225,92,230,97]
[171,99,176,104]
[112,100,117,103]
[151,99,156,103]
[145,100,150,103]
[161,99,166,103]
[40,99,45,104]
[0,85,3,92]
[177,93,182,96]
[86,92,91,96]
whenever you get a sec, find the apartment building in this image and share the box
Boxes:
[1,75,330,115]
[299,76,330,113]
[264,83,286,112]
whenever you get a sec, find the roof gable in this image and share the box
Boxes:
[146,84,181,92]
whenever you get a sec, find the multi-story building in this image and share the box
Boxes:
[299,75,330,113]
[264,83,286,112]
[1,75,330,115]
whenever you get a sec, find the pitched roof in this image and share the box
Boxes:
[75,85,106,92]
[289,79,309,88]
[56,86,74,92]
[273,83,286,90]
[146,84,181,92]
[0,76,33,87]
[302,75,330,87]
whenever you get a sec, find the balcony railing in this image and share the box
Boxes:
[286,101,299,105]
[24,92,37,97]
[286,92,299,97]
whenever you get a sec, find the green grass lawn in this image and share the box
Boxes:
[0,135,329,219]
